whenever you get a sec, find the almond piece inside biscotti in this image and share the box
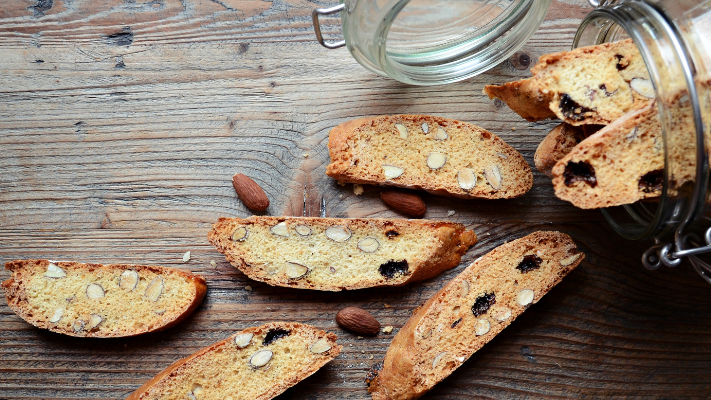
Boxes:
[207,216,477,291]
[126,322,341,400]
[367,231,584,400]
[1,260,207,338]
[325,115,533,199]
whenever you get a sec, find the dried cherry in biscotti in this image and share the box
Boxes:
[639,169,664,193]
[263,328,291,345]
[516,255,543,273]
[379,260,409,279]
[563,161,598,188]
[559,94,595,121]
[471,292,496,317]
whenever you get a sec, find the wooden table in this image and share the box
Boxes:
[1,1,710,398]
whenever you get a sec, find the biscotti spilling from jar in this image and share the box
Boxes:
[367,231,584,400]
[484,39,653,125]
[325,115,533,199]
[126,322,341,400]
[2,259,207,337]
[207,216,477,291]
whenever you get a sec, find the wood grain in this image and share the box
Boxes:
[1,0,710,399]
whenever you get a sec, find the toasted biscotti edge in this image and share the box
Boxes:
[368,232,583,400]
[1,260,207,338]
[483,78,557,122]
[126,322,341,400]
[326,115,533,199]
[207,217,477,291]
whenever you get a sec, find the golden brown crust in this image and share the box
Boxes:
[127,322,341,400]
[207,216,477,291]
[2,259,207,338]
[483,78,557,122]
[326,115,533,199]
[368,232,584,400]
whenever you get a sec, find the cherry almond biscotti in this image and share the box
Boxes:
[367,231,584,400]
[326,115,533,199]
[127,322,341,400]
[2,259,207,337]
[207,216,477,291]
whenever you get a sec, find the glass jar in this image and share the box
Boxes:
[574,0,711,281]
[312,0,551,85]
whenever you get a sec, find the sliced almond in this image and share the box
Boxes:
[382,165,404,180]
[497,153,508,159]
[286,262,309,279]
[49,308,63,323]
[357,237,380,253]
[484,165,502,190]
[475,319,490,335]
[560,253,582,266]
[86,283,105,299]
[626,127,638,141]
[119,270,139,291]
[145,277,164,302]
[192,385,204,396]
[310,338,332,354]
[232,226,248,242]
[432,351,447,368]
[457,169,477,191]
[517,289,534,306]
[270,222,289,237]
[44,263,66,278]
[395,123,408,139]
[187,393,197,400]
[427,153,447,170]
[492,307,512,322]
[434,127,448,140]
[183,251,191,263]
[421,122,429,133]
[325,225,352,242]
[630,77,655,99]
[249,349,273,368]
[155,310,166,315]
[422,328,433,339]
[234,333,254,348]
[73,319,85,332]
[460,280,469,297]
[87,314,103,330]
[295,224,312,237]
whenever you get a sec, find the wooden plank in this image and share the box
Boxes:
[1,0,710,398]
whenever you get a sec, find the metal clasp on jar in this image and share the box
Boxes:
[312,4,346,49]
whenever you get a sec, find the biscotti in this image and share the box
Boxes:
[484,39,652,125]
[127,322,341,400]
[534,123,602,178]
[2,259,206,337]
[207,216,477,291]
[367,231,584,400]
[325,115,533,199]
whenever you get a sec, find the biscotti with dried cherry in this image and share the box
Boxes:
[367,231,584,400]
[2,259,206,337]
[127,322,341,400]
[207,216,477,291]
[484,39,652,125]
[325,115,533,199]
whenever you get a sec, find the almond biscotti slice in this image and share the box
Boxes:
[207,216,477,291]
[325,115,533,199]
[367,231,584,400]
[2,259,206,338]
[484,39,653,125]
[534,123,602,178]
[127,322,341,400]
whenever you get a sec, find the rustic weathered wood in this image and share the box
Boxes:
[1,0,710,399]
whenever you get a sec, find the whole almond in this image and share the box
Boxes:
[232,173,270,211]
[336,307,380,336]
[381,190,426,218]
